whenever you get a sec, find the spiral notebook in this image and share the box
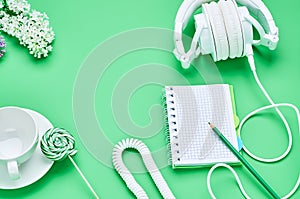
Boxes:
[164,84,241,168]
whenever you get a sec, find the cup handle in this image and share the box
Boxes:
[7,161,20,180]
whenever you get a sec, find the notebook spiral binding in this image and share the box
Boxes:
[163,86,180,165]
[162,89,171,165]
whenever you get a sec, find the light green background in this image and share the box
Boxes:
[0,0,299,198]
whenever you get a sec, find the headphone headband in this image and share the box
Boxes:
[236,0,278,34]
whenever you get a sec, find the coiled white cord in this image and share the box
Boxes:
[112,138,175,199]
[207,56,300,198]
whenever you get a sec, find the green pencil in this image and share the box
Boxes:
[208,122,280,199]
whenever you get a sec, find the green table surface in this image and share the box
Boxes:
[0,0,299,198]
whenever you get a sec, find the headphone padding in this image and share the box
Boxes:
[204,2,229,61]
[219,0,243,58]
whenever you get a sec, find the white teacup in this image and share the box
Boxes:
[0,107,38,180]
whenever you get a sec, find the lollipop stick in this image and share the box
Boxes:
[68,156,99,199]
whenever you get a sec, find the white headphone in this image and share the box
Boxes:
[174,0,279,69]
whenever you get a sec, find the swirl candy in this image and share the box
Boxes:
[40,128,77,161]
[40,127,99,199]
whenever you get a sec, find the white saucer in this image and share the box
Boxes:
[0,108,54,189]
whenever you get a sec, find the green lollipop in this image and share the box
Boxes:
[40,128,99,199]
[41,128,77,161]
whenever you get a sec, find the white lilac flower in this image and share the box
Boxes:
[0,35,6,58]
[0,1,4,9]
[0,0,54,58]
[6,0,30,14]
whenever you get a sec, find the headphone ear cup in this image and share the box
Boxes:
[237,6,254,56]
[203,2,229,61]
[218,0,244,58]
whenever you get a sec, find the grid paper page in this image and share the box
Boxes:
[165,84,239,167]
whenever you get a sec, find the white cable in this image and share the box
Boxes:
[242,55,293,162]
[207,163,251,199]
[238,103,300,199]
[207,57,300,198]
[112,138,175,199]
[282,175,300,199]
[238,102,293,162]
[208,104,300,198]
[207,162,300,199]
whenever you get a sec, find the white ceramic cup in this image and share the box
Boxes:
[0,107,38,180]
